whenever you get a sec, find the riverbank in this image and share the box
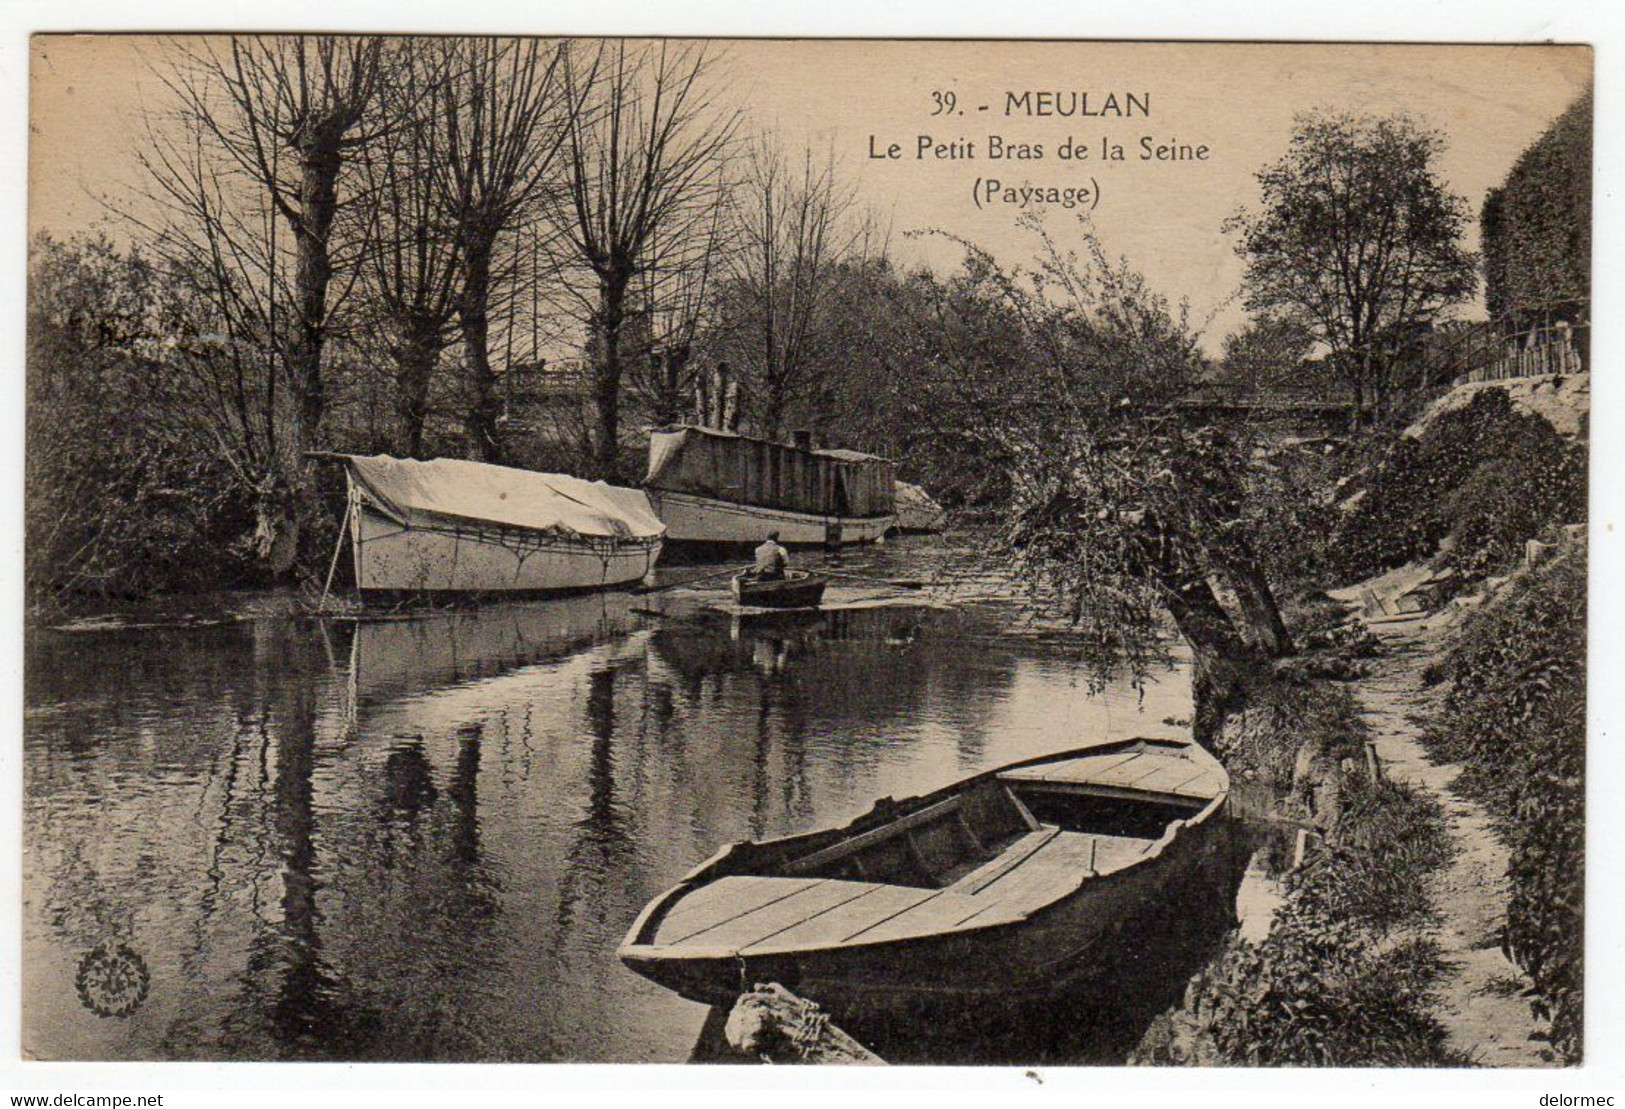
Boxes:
[1135,554,1576,1067]
[1134,666,1466,1067]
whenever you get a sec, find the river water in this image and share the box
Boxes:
[23,535,1236,1063]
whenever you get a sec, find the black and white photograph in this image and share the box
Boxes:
[11,20,1607,1091]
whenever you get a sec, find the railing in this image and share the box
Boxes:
[1467,323,1587,383]
[1175,384,1354,415]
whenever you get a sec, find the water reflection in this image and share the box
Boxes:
[25,547,1196,1063]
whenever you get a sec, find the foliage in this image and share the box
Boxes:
[901,218,1303,695]
[789,255,1039,510]
[1214,312,1317,389]
[1294,778,1452,931]
[1140,771,1462,1067]
[1328,388,1585,584]
[1186,925,1458,1067]
[1214,677,1367,789]
[1444,435,1587,579]
[1226,110,1477,416]
[1420,554,1584,1061]
[1239,440,1349,589]
[1482,89,1592,336]
[26,235,257,605]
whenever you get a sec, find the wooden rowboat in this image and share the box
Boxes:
[619,737,1229,1011]
[731,569,827,609]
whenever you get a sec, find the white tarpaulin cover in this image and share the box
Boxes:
[344,455,665,541]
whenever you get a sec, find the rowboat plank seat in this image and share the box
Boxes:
[737,885,941,953]
[999,744,1222,801]
[675,879,893,949]
[650,828,1160,954]
[654,875,828,942]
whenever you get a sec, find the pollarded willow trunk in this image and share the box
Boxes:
[1220,559,1295,659]
[253,477,304,580]
[459,241,501,463]
[394,324,441,459]
[290,137,343,454]
[1186,647,1262,754]
[592,270,630,480]
[264,131,344,581]
[1146,541,1265,750]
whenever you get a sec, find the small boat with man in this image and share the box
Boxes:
[730,529,828,608]
[732,569,828,609]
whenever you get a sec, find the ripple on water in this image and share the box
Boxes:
[24,536,1206,1063]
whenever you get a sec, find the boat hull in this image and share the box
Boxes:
[620,740,1231,1013]
[648,489,893,547]
[352,505,661,596]
[732,572,828,608]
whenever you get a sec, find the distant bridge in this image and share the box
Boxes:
[1174,383,1357,427]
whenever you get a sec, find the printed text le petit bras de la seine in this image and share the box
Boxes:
[865,88,1211,212]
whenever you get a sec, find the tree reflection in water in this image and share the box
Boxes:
[25,576,1196,1062]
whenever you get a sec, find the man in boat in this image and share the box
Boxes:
[753,531,790,581]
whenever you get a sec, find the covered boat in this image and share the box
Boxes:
[644,426,895,547]
[731,569,828,609]
[330,454,664,597]
[893,481,947,534]
[619,737,1228,1010]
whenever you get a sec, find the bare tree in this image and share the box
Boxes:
[627,188,735,426]
[355,46,462,458]
[551,40,738,479]
[138,34,400,569]
[718,135,864,440]
[182,36,398,444]
[125,81,309,573]
[434,38,576,462]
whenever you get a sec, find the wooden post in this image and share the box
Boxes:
[318,491,352,612]
[1291,827,1316,869]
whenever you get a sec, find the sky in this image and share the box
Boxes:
[28,36,1592,352]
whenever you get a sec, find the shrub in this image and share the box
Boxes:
[1216,678,1369,789]
[1444,441,1586,579]
[1185,924,1459,1067]
[1328,388,1584,584]
[1243,442,1348,589]
[27,235,258,607]
[1137,772,1462,1067]
[1293,778,1453,932]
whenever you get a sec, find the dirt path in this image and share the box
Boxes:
[1356,610,1555,1066]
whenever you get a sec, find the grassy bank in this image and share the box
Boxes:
[1136,372,1588,1066]
[1420,553,1585,1062]
[1136,676,1465,1067]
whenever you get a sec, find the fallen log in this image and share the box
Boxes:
[723,983,885,1065]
